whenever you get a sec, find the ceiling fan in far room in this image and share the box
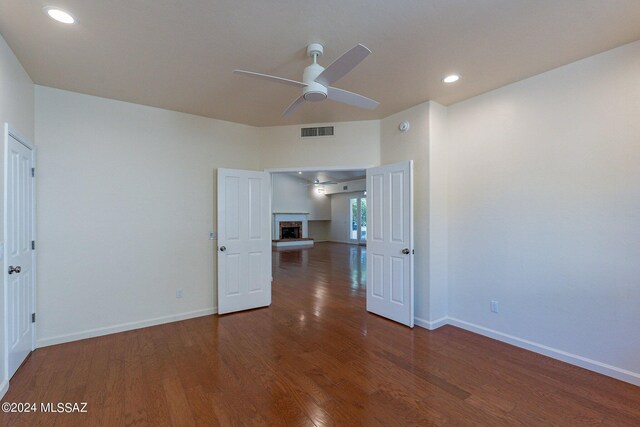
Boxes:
[233,42,380,116]
[311,178,338,185]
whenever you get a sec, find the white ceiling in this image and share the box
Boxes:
[284,170,365,184]
[2,1,640,127]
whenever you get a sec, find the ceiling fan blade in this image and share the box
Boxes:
[327,87,379,110]
[282,95,306,116]
[233,70,307,88]
[315,44,371,86]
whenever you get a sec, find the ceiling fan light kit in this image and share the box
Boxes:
[234,43,380,116]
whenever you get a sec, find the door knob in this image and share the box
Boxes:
[219,246,226,252]
[402,248,410,255]
[8,266,21,274]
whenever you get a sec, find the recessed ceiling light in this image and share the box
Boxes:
[44,7,75,24]
[298,171,302,174]
[442,74,460,84]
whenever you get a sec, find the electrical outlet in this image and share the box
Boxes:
[176,288,184,299]
[490,300,499,313]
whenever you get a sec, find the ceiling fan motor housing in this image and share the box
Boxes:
[303,63,327,101]
[306,43,324,58]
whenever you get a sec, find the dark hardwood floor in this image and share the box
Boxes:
[1,242,639,426]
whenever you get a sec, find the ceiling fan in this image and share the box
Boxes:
[312,178,337,185]
[234,43,380,116]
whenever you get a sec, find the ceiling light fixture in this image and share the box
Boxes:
[298,171,302,174]
[44,7,75,24]
[442,74,460,84]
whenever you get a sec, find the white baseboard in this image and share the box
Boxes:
[414,316,448,330]
[31,309,640,387]
[0,378,8,400]
[446,317,640,387]
[36,307,217,348]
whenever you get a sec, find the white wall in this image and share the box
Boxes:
[259,121,380,169]
[271,173,309,213]
[0,34,34,396]
[270,173,332,219]
[428,102,449,324]
[307,184,331,220]
[447,40,640,383]
[0,39,34,142]
[380,102,431,323]
[35,86,260,346]
[308,221,330,241]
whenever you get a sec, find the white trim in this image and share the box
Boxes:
[37,308,217,348]
[272,240,314,248]
[2,123,7,385]
[413,316,640,386]
[446,317,640,387]
[0,378,8,400]
[326,240,359,245]
[264,165,373,173]
[30,148,37,353]
[414,316,448,330]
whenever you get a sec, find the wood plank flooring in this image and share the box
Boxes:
[1,242,639,426]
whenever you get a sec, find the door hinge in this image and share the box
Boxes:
[32,313,36,323]
[32,240,35,250]
[31,167,35,177]
[412,249,414,254]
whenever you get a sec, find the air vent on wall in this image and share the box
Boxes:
[301,126,334,138]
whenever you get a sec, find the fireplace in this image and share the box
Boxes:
[272,213,313,248]
[279,221,302,240]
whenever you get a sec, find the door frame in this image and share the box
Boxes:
[3,123,37,383]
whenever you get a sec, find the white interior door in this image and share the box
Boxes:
[4,126,35,378]
[217,168,271,314]
[366,161,414,327]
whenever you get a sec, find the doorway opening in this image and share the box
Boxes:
[216,162,414,327]
[349,196,367,245]
[268,166,369,310]
[268,167,367,247]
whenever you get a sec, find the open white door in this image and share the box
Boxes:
[217,168,271,314]
[4,125,36,378]
[366,160,414,327]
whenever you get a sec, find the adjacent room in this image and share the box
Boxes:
[270,169,367,247]
[0,0,639,424]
